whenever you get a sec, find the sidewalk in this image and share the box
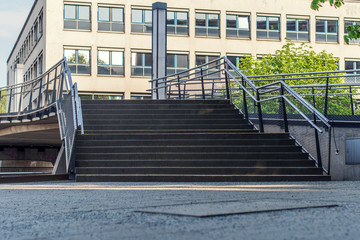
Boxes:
[1,181,359,240]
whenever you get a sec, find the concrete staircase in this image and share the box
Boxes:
[75,100,330,182]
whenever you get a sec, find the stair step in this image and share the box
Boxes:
[83,119,248,125]
[82,109,239,115]
[81,104,234,110]
[76,152,309,160]
[77,133,290,141]
[76,139,295,147]
[84,124,254,130]
[82,113,243,120]
[75,160,316,168]
[76,145,302,154]
[81,100,231,105]
[75,167,323,175]
[75,174,330,182]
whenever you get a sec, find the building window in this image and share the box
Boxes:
[345,60,360,82]
[195,13,220,37]
[39,11,43,36]
[64,49,91,75]
[227,56,247,67]
[167,54,189,75]
[38,54,43,75]
[316,19,338,43]
[98,50,124,76]
[226,14,250,39]
[80,93,124,100]
[196,54,220,78]
[345,20,360,44]
[131,52,151,76]
[257,15,280,40]
[131,94,152,100]
[64,4,91,30]
[98,6,124,32]
[131,9,152,33]
[286,18,309,41]
[167,11,189,35]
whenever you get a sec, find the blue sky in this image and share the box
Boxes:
[0,0,35,87]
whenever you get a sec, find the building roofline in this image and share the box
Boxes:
[7,0,39,64]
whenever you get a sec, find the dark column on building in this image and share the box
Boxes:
[152,2,167,99]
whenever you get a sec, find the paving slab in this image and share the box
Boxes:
[0,181,360,240]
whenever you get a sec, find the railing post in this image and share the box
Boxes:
[349,86,354,116]
[200,68,205,99]
[280,84,289,132]
[324,77,329,116]
[312,87,316,108]
[313,114,323,169]
[256,90,264,133]
[241,77,248,121]
[225,69,230,100]
[27,82,34,112]
[8,88,13,114]
[177,75,181,100]
[37,77,43,111]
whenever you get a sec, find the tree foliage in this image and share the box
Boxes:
[311,0,359,43]
[234,42,353,115]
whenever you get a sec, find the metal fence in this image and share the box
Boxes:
[0,58,84,175]
[149,56,337,174]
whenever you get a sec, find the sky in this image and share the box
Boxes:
[0,0,35,87]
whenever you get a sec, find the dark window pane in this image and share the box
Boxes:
[257,30,267,39]
[196,13,206,26]
[298,32,309,41]
[227,29,237,37]
[112,8,123,22]
[131,24,143,33]
[64,20,76,29]
[227,56,237,65]
[98,22,110,31]
[345,61,354,70]
[144,53,152,66]
[208,14,219,27]
[239,30,250,38]
[268,17,279,30]
[111,23,124,32]
[134,53,142,66]
[98,7,110,21]
[269,31,280,39]
[177,12,188,25]
[111,66,124,76]
[227,15,237,28]
[176,26,188,35]
[316,20,325,32]
[286,32,297,40]
[78,6,90,20]
[144,67,151,76]
[287,19,296,31]
[167,26,175,34]
[298,20,308,32]
[78,21,91,30]
[78,65,91,74]
[64,5,76,19]
[316,33,326,41]
[327,34,338,42]
[208,28,220,37]
[195,27,206,36]
[196,55,206,66]
[167,11,175,25]
[177,55,188,68]
[356,62,360,69]
[98,66,110,75]
[257,16,266,29]
[327,20,337,33]
[345,21,352,33]
[167,54,175,67]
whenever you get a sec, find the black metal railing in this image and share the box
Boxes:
[0,58,84,176]
[149,56,340,174]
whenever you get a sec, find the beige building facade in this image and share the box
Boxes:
[7,0,360,99]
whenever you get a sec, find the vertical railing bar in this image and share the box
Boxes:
[200,68,205,100]
[256,90,264,133]
[27,82,34,112]
[241,77,249,121]
[177,75,181,100]
[349,86,354,116]
[8,88,13,114]
[280,84,289,132]
[324,77,329,116]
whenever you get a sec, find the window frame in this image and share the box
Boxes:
[226,14,251,39]
[286,17,310,42]
[97,49,125,76]
[167,11,189,36]
[167,53,189,75]
[315,19,338,43]
[64,48,91,75]
[195,12,221,38]
[64,4,92,31]
[131,8,152,34]
[344,19,360,44]
[131,52,152,77]
[256,15,280,40]
[98,6,125,33]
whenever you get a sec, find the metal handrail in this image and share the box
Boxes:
[149,56,334,174]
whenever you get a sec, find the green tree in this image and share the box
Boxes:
[0,91,7,113]
[235,42,352,115]
[311,0,359,43]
